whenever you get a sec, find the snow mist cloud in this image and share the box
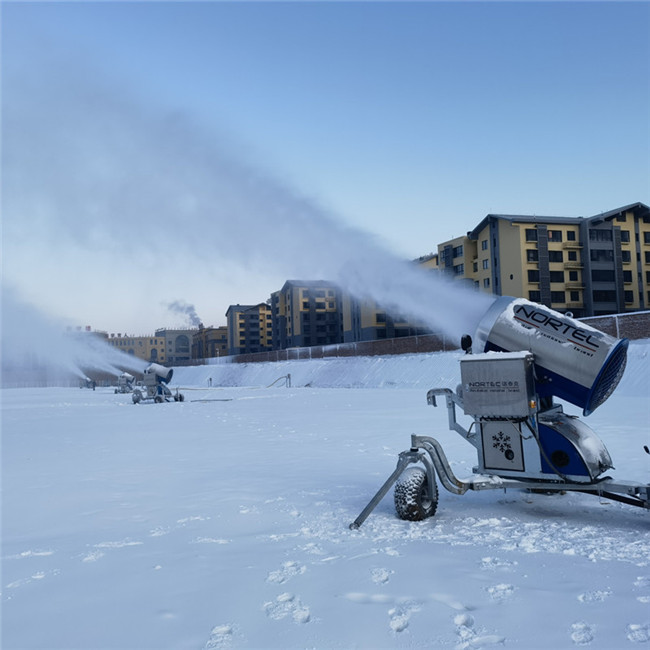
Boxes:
[3,54,495,355]
[1,287,148,387]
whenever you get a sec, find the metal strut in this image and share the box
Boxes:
[349,449,421,529]
[349,435,471,530]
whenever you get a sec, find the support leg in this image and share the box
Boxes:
[349,451,420,529]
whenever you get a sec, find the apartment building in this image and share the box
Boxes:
[341,294,430,342]
[192,325,227,360]
[154,328,197,363]
[106,332,167,363]
[433,202,649,317]
[225,303,273,356]
[271,280,343,349]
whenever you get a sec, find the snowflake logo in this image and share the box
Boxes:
[492,431,512,454]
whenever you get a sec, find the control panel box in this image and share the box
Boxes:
[460,352,536,418]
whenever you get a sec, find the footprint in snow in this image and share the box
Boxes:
[454,612,505,649]
[626,623,650,643]
[263,592,311,624]
[204,623,237,649]
[486,583,515,602]
[266,561,306,584]
[371,567,393,585]
[570,621,595,645]
[577,589,611,604]
[388,599,421,633]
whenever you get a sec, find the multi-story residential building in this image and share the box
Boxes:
[341,294,430,342]
[271,280,343,349]
[432,202,649,317]
[192,325,228,360]
[414,252,439,271]
[106,332,167,363]
[154,328,197,363]
[225,303,273,356]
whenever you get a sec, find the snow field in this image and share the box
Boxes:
[2,343,649,649]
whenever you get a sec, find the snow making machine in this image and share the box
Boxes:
[132,363,185,404]
[351,297,649,529]
[115,372,135,394]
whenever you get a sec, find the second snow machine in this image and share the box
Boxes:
[132,363,184,404]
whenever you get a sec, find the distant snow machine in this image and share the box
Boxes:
[132,363,184,404]
[115,372,135,394]
[350,297,649,529]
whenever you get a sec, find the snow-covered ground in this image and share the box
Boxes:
[2,342,649,649]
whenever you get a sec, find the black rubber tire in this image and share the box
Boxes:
[394,467,438,521]
[154,395,164,403]
[132,390,142,404]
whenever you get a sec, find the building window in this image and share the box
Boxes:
[473,262,478,272]
[590,229,613,242]
[529,290,541,302]
[623,270,633,283]
[454,264,464,275]
[481,240,488,250]
[567,231,576,241]
[593,290,617,302]
[483,278,490,288]
[590,249,614,262]
[525,228,538,242]
[568,250,578,261]
[592,269,616,282]
[616,214,626,222]
[569,271,578,281]
[551,291,565,303]
[528,269,540,283]
[644,232,650,244]
[526,249,539,262]
[549,271,564,283]
[570,291,580,302]
[620,230,630,243]
[624,291,634,303]
[548,250,563,263]
[453,245,464,258]
[548,230,563,242]
[622,250,631,263]
[482,259,489,269]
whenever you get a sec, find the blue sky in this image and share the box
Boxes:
[2,1,649,333]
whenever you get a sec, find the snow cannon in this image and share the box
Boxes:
[351,298,648,529]
[472,296,628,416]
[132,364,183,404]
[144,363,174,384]
[115,372,135,394]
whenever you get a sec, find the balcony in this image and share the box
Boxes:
[563,261,583,269]
[565,282,584,289]
[563,241,583,249]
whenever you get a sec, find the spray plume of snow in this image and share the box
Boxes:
[3,53,495,373]
[1,287,148,387]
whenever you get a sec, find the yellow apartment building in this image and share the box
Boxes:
[225,303,273,356]
[106,333,167,363]
[192,325,228,359]
[271,280,343,349]
[433,202,649,317]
